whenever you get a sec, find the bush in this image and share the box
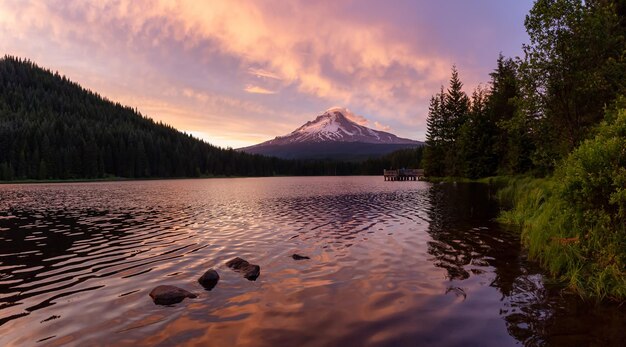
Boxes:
[498,107,626,301]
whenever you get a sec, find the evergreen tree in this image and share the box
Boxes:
[459,86,497,178]
[423,87,446,176]
[442,66,470,176]
[424,67,470,177]
[488,55,533,175]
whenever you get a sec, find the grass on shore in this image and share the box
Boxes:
[425,175,522,185]
[425,140,626,301]
[494,108,626,301]
[496,177,626,301]
[425,176,475,183]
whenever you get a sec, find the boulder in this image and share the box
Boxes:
[242,265,260,280]
[149,285,196,305]
[291,254,310,260]
[198,269,220,290]
[225,257,248,270]
[226,257,261,281]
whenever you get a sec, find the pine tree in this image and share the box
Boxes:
[423,87,446,176]
[459,86,497,178]
[442,66,470,176]
[488,55,533,175]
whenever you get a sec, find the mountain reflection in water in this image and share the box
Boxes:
[0,177,624,346]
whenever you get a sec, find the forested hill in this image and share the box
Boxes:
[0,56,424,180]
[0,56,314,180]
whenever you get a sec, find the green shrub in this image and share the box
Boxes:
[498,108,626,301]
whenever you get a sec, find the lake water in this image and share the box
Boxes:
[0,177,624,346]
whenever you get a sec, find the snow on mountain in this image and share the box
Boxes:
[238,107,422,160]
[256,107,418,145]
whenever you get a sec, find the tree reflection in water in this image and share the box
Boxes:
[425,183,626,346]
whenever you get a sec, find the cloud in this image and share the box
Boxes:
[248,68,282,80]
[341,110,370,127]
[374,121,391,132]
[0,0,531,146]
[347,114,369,127]
[3,1,452,113]
[244,85,277,95]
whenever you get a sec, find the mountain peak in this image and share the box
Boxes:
[318,107,359,125]
[275,107,417,146]
[239,108,422,159]
[292,107,354,137]
[323,106,350,115]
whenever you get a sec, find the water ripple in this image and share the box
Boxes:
[0,177,624,346]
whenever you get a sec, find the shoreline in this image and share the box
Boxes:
[425,174,626,302]
[0,174,392,185]
[0,176,246,185]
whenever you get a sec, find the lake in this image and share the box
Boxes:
[0,177,624,346]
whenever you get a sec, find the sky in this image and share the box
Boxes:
[0,0,534,148]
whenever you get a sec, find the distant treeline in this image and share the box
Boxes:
[0,57,422,181]
[423,0,626,178]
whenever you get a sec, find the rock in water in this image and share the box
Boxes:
[198,269,220,290]
[225,257,248,270]
[291,254,310,260]
[149,285,197,305]
[226,257,261,281]
[242,265,260,280]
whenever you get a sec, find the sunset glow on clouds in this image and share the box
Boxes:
[0,0,533,148]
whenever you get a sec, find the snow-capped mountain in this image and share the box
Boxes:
[239,107,422,160]
[264,107,417,145]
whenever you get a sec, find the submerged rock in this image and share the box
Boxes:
[225,257,248,270]
[226,257,261,281]
[149,285,197,305]
[198,269,220,290]
[291,254,310,260]
[242,265,260,280]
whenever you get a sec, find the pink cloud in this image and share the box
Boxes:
[0,0,531,146]
[374,121,392,132]
[344,113,370,127]
[244,85,276,95]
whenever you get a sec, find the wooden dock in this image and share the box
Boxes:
[383,169,425,181]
